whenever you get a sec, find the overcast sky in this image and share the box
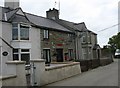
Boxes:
[0,0,119,47]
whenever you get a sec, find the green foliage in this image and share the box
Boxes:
[108,32,120,49]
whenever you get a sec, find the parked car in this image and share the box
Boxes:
[114,49,120,58]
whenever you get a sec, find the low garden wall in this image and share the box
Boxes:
[1,61,27,87]
[1,75,17,86]
[75,58,113,72]
[100,58,113,66]
[40,62,81,86]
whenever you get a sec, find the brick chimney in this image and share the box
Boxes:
[4,0,20,9]
[46,8,59,20]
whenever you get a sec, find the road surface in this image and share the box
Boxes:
[46,59,119,86]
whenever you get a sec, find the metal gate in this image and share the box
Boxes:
[25,62,37,87]
[25,64,31,86]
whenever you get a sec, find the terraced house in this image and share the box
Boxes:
[0,0,101,77]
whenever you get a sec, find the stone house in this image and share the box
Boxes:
[41,29,75,63]
[46,8,100,60]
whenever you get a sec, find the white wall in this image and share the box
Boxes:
[1,21,42,76]
[30,27,41,60]
[1,22,13,76]
[0,21,2,76]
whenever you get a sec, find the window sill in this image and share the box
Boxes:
[11,40,31,42]
[43,38,49,41]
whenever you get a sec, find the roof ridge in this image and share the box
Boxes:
[25,12,46,19]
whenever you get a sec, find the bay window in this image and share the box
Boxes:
[12,23,29,40]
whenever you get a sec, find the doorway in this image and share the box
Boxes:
[56,49,63,62]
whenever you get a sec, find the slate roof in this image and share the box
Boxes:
[0,6,72,33]
[25,13,72,32]
[0,6,96,34]
[55,19,87,32]
[55,19,97,35]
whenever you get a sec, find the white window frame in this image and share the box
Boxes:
[43,30,49,39]
[12,23,30,41]
[87,33,91,43]
[82,35,86,43]
[13,48,31,63]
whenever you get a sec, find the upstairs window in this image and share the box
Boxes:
[12,23,18,40]
[82,36,86,43]
[12,23,29,40]
[20,25,29,40]
[43,30,49,39]
[87,33,91,43]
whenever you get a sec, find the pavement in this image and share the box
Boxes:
[45,59,119,86]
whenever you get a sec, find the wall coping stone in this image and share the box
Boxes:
[45,62,80,71]
[0,75,17,80]
[6,61,26,64]
[30,59,45,62]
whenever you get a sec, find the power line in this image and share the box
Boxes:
[97,23,120,32]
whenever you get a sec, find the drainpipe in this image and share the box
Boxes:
[75,31,79,60]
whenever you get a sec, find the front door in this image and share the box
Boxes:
[56,49,63,62]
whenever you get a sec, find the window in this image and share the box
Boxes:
[87,33,91,43]
[12,23,29,40]
[82,48,87,60]
[13,49,30,64]
[68,49,74,61]
[13,49,19,60]
[20,25,29,40]
[12,23,18,40]
[43,49,51,64]
[43,30,49,39]
[82,36,86,43]
[82,32,86,43]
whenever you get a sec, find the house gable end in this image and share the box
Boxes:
[7,8,32,24]
[16,9,25,16]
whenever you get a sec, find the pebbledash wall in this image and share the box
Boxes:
[41,29,75,62]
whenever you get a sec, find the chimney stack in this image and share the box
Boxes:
[4,0,20,9]
[46,8,59,20]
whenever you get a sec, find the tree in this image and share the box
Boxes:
[108,32,120,55]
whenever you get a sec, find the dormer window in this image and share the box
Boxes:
[43,30,49,39]
[12,23,29,40]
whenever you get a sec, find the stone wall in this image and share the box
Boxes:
[41,29,75,62]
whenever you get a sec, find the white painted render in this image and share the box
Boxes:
[1,21,42,76]
[1,22,12,76]
[30,27,41,60]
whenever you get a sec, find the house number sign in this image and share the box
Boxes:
[2,51,8,56]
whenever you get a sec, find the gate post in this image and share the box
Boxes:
[30,59,45,86]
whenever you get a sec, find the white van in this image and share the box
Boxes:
[115,49,120,58]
